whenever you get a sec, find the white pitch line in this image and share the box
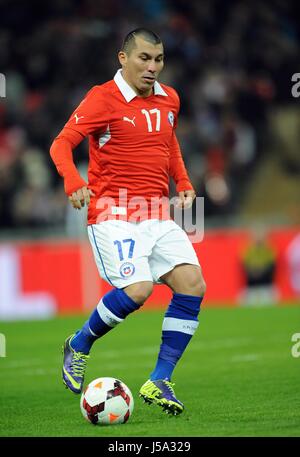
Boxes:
[188,337,252,351]
[0,338,255,375]
[231,354,260,362]
[4,359,42,368]
[0,361,153,378]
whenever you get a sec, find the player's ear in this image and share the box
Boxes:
[118,51,127,67]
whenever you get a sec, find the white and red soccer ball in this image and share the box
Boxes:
[80,377,134,425]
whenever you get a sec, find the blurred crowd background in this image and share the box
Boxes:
[0,0,299,236]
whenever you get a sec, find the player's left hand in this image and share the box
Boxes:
[176,190,196,209]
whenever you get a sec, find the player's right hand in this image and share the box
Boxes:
[68,187,95,210]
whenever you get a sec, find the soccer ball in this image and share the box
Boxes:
[80,377,134,425]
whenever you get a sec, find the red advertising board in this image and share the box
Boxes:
[0,227,299,318]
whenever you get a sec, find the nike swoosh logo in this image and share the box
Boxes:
[63,367,81,390]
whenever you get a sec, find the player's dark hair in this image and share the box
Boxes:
[121,28,162,55]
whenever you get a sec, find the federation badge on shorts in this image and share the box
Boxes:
[120,262,135,278]
[168,111,174,127]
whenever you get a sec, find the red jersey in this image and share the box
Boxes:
[50,70,193,224]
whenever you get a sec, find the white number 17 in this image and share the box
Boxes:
[141,108,161,132]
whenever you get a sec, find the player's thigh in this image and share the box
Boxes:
[87,221,153,289]
[149,220,201,285]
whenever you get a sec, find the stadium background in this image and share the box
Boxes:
[0,0,299,438]
[0,0,299,317]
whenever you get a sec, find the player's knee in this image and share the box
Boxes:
[123,281,153,305]
[187,279,206,297]
[178,271,206,297]
[196,275,206,297]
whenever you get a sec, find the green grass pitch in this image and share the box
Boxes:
[0,305,299,437]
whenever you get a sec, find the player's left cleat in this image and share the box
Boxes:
[139,379,184,415]
[62,334,90,394]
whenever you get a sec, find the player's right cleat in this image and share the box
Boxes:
[139,379,184,415]
[62,334,90,394]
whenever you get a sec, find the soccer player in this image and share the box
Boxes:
[50,28,206,416]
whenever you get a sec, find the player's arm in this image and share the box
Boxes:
[50,87,106,209]
[50,129,93,209]
[169,131,195,209]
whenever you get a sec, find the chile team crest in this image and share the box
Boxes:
[168,111,174,127]
[120,262,135,278]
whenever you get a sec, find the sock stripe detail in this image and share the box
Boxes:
[88,326,98,337]
[162,317,199,335]
[97,299,124,328]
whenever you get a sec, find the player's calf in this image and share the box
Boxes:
[62,288,142,393]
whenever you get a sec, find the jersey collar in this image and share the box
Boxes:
[114,69,168,102]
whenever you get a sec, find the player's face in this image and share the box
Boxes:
[119,36,164,97]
